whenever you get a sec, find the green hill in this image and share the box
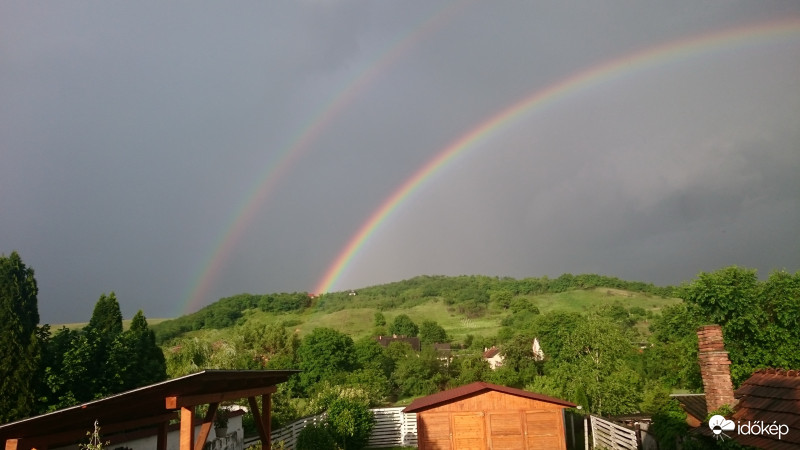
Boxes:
[151,273,679,344]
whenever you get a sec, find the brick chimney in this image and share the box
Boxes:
[697,325,735,413]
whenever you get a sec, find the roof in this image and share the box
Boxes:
[374,335,421,351]
[483,347,501,358]
[402,381,576,413]
[0,369,298,448]
[670,394,708,421]
[729,369,800,449]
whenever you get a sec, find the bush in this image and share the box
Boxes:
[326,398,374,450]
[296,423,338,450]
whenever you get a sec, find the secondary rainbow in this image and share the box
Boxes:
[180,2,469,315]
[314,17,800,294]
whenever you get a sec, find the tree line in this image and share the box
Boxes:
[161,266,798,449]
[0,252,166,424]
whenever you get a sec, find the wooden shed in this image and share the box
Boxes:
[403,381,576,450]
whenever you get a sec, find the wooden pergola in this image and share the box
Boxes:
[0,370,299,450]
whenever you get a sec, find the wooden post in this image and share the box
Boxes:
[263,393,272,449]
[194,403,217,450]
[180,406,194,450]
[249,397,267,445]
[156,421,168,450]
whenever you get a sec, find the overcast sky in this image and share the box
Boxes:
[2,1,799,323]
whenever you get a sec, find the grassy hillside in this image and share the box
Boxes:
[151,273,680,344]
[51,317,170,330]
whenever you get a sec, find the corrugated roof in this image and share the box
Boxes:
[670,394,708,421]
[402,381,576,413]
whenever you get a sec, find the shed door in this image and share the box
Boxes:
[486,411,524,449]
[419,412,452,450]
[451,412,485,450]
[524,410,565,450]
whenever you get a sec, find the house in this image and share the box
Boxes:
[669,393,707,428]
[688,325,800,449]
[727,368,800,449]
[483,346,503,369]
[374,334,421,352]
[0,370,298,450]
[403,381,576,450]
[532,337,545,361]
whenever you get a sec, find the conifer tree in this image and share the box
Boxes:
[0,251,41,423]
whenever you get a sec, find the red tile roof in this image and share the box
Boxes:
[402,381,576,413]
[727,369,800,449]
[696,369,800,448]
[483,347,501,358]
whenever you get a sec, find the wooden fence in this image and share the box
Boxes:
[590,415,638,450]
[267,407,417,449]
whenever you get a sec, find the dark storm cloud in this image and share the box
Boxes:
[1,1,798,322]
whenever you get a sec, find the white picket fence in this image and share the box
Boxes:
[268,407,417,450]
[590,415,638,450]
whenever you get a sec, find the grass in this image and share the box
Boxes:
[50,317,171,330]
[151,287,680,347]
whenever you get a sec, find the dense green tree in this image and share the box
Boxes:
[373,311,386,327]
[419,320,448,345]
[241,322,298,369]
[326,397,374,450]
[354,337,393,378]
[550,314,641,415]
[491,290,513,309]
[388,314,418,337]
[643,304,703,390]
[0,251,41,423]
[108,311,167,391]
[681,266,800,384]
[82,293,125,397]
[451,352,491,386]
[86,292,123,335]
[296,423,337,450]
[392,347,445,398]
[297,328,356,392]
[510,297,539,314]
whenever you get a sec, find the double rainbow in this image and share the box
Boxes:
[313,17,800,294]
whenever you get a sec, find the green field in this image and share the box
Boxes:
[50,317,171,330]
[156,287,679,345]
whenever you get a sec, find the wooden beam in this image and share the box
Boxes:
[19,413,175,450]
[194,403,217,450]
[166,385,277,409]
[248,396,268,445]
[180,406,194,450]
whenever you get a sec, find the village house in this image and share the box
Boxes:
[483,346,504,369]
[374,334,421,351]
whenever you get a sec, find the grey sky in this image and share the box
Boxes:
[2,1,798,323]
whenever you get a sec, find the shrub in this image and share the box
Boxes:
[326,398,374,450]
[296,423,338,450]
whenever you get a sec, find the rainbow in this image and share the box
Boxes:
[180,2,469,315]
[313,16,800,294]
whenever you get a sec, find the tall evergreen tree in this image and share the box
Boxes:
[0,251,41,423]
[82,292,124,397]
[86,292,123,335]
[108,310,167,391]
